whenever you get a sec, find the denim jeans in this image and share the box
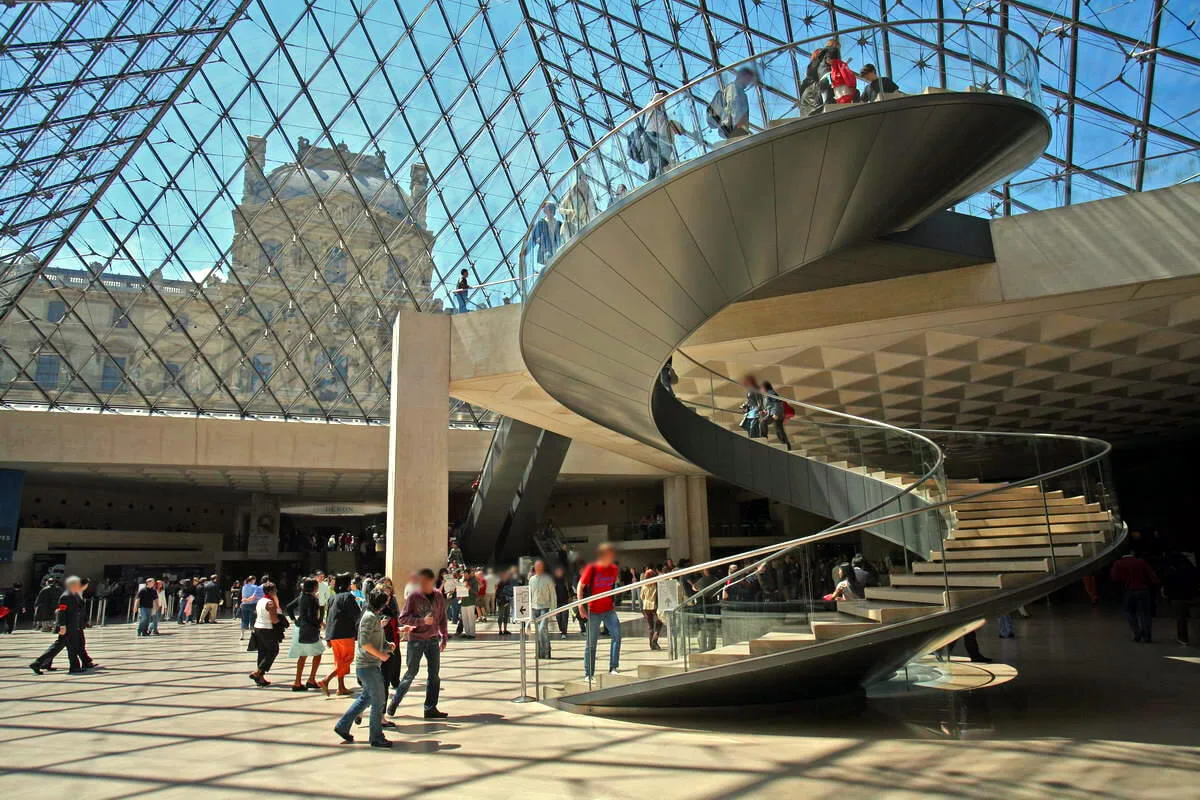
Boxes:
[997,614,1013,637]
[390,639,441,713]
[177,603,188,624]
[240,604,256,630]
[1125,589,1154,641]
[533,607,551,658]
[447,596,460,623]
[336,665,387,743]
[584,609,622,678]
[149,610,160,634]
[454,292,468,313]
[136,607,153,635]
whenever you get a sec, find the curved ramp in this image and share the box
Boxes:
[520,93,1050,456]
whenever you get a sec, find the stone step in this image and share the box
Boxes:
[955,520,1110,537]
[944,532,1106,549]
[748,631,817,655]
[637,662,687,679]
[811,619,881,640]
[954,502,1098,520]
[836,599,941,624]
[891,572,1042,590]
[597,671,642,689]
[865,585,993,606]
[930,544,1085,561]
[890,573,1005,588]
[950,520,1108,532]
[913,558,1052,573]
[950,490,1070,507]
[689,642,754,667]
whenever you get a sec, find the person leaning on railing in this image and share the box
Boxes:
[858,63,900,102]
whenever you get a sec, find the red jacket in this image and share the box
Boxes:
[1110,556,1159,591]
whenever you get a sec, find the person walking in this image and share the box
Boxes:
[199,575,221,623]
[317,573,360,696]
[286,577,324,691]
[388,569,449,720]
[33,579,59,632]
[135,578,157,637]
[528,560,556,658]
[30,575,86,674]
[552,565,572,639]
[639,567,663,650]
[1161,550,1198,645]
[248,582,284,686]
[458,570,479,639]
[151,579,166,635]
[578,543,623,679]
[316,571,334,624]
[762,381,791,450]
[239,575,263,640]
[1111,546,1160,643]
[453,269,470,313]
[334,590,401,748]
[494,568,514,636]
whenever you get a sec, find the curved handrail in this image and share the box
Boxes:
[517,18,1043,297]
[664,348,1113,610]
[535,425,1112,626]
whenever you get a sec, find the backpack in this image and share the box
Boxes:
[828,59,857,103]
[782,402,795,420]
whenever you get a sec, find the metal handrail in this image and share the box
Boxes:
[517,18,1042,298]
[659,350,1113,612]
[535,427,1109,625]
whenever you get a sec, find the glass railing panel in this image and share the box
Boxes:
[517,20,1043,302]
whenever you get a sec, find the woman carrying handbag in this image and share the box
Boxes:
[248,581,285,687]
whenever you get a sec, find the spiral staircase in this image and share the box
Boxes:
[514,23,1124,710]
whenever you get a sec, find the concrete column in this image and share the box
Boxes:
[386,310,450,580]
[663,475,690,562]
[685,474,710,563]
[0,469,24,569]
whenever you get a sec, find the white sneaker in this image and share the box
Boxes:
[608,668,620,675]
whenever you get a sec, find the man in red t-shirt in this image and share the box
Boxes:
[577,543,622,679]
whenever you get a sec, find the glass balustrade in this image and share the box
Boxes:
[516,19,1043,300]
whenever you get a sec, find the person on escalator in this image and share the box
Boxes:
[706,66,757,139]
[821,45,858,105]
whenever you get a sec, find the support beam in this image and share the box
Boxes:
[663,476,690,562]
[686,475,711,563]
[386,311,450,580]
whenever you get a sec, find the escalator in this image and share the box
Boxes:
[511,22,1125,710]
[459,417,571,565]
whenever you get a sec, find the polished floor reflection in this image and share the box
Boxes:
[0,603,1195,798]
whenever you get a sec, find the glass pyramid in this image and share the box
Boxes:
[1,0,1196,424]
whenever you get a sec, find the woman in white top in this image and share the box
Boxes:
[249,582,281,687]
[828,565,864,601]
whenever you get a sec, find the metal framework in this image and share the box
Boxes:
[0,0,1196,425]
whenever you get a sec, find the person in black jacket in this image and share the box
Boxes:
[285,577,324,691]
[317,573,360,696]
[199,575,222,623]
[30,575,85,674]
[34,579,59,631]
[552,566,572,639]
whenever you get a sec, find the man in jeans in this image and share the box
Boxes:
[135,578,157,637]
[390,569,449,719]
[334,590,399,748]
[239,575,263,640]
[528,559,556,659]
[578,543,622,679]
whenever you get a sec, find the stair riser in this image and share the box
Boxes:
[954,503,1097,519]
[913,559,1051,573]
[944,533,1105,549]
[930,545,1084,561]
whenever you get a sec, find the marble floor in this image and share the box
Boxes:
[0,604,1196,799]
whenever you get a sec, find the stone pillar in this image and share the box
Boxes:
[663,476,690,562]
[0,469,24,565]
[386,310,450,580]
[686,474,711,563]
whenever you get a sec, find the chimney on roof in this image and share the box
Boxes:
[409,162,429,229]
[243,135,267,203]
